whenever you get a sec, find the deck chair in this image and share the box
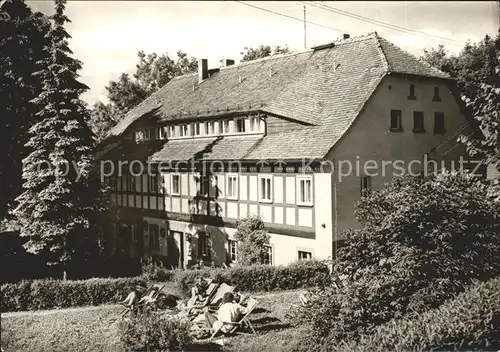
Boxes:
[140,283,167,310]
[177,281,221,317]
[207,283,236,311]
[205,297,259,340]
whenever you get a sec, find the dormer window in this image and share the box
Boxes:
[408,84,416,100]
[191,123,200,136]
[159,127,167,140]
[432,87,441,102]
[249,116,261,132]
[205,121,216,135]
[167,125,176,138]
[221,120,230,134]
[180,124,189,137]
[235,118,246,133]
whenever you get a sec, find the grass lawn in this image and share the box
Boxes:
[1,290,304,352]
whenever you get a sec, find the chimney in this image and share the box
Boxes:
[198,58,208,83]
[343,33,350,40]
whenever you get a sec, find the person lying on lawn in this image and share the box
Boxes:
[119,284,146,310]
[202,292,250,334]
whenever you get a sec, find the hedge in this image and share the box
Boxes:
[333,277,500,351]
[172,260,331,294]
[1,277,146,312]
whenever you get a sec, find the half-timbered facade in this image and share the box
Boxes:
[98,32,480,268]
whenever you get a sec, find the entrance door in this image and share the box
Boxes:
[170,231,184,269]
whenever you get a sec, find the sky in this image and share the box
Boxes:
[25,1,499,106]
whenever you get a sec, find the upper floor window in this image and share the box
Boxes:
[148,175,159,193]
[128,174,136,191]
[235,118,246,133]
[297,176,313,206]
[171,174,181,196]
[205,121,217,135]
[226,174,238,200]
[198,232,210,258]
[221,120,230,134]
[228,240,238,262]
[434,112,445,134]
[258,175,273,203]
[191,123,200,136]
[408,84,416,100]
[249,116,261,132]
[159,127,167,140]
[149,224,160,251]
[168,125,176,138]
[298,250,312,261]
[135,128,150,142]
[413,111,425,133]
[360,176,372,197]
[432,87,442,102]
[390,110,402,131]
[150,128,160,140]
[199,174,210,197]
[180,124,189,137]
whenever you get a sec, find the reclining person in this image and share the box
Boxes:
[119,284,146,310]
[202,292,250,335]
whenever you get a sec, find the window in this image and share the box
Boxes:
[297,176,313,206]
[228,240,238,262]
[135,129,150,142]
[413,111,425,132]
[148,175,158,193]
[150,128,160,140]
[360,176,372,197]
[262,246,273,265]
[171,174,180,196]
[205,121,216,135]
[235,118,246,133]
[432,86,441,102]
[128,174,136,191]
[192,123,201,136]
[258,175,273,203]
[249,116,261,132]
[199,175,210,197]
[226,174,238,200]
[220,120,230,134]
[198,232,210,258]
[298,251,312,261]
[390,110,402,131]
[149,224,160,250]
[159,127,167,140]
[168,125,176,138]
[131,225,137,243]
[180,124,189,137]
[434,112,445,134]
[408,84,416,99]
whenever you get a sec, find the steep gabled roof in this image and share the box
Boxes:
[105,32,452,161]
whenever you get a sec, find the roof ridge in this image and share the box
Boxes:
[374,35,390,72]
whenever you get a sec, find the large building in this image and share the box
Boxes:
[98,32,479,269]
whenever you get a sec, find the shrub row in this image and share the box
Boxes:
[0,277,146,312]
[172,260,331,294]
[333,277,500,351]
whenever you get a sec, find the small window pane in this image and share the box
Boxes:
[390,110,402,130]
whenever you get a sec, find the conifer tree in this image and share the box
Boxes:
[14,0,103,275]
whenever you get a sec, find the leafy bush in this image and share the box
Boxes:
[298,172,500,348]
[141,257,176,282]
[234,215,270,265]
[0,277,146,312]
[173,260,330,294]
[334,277,500,351]
[119,312,192,351]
